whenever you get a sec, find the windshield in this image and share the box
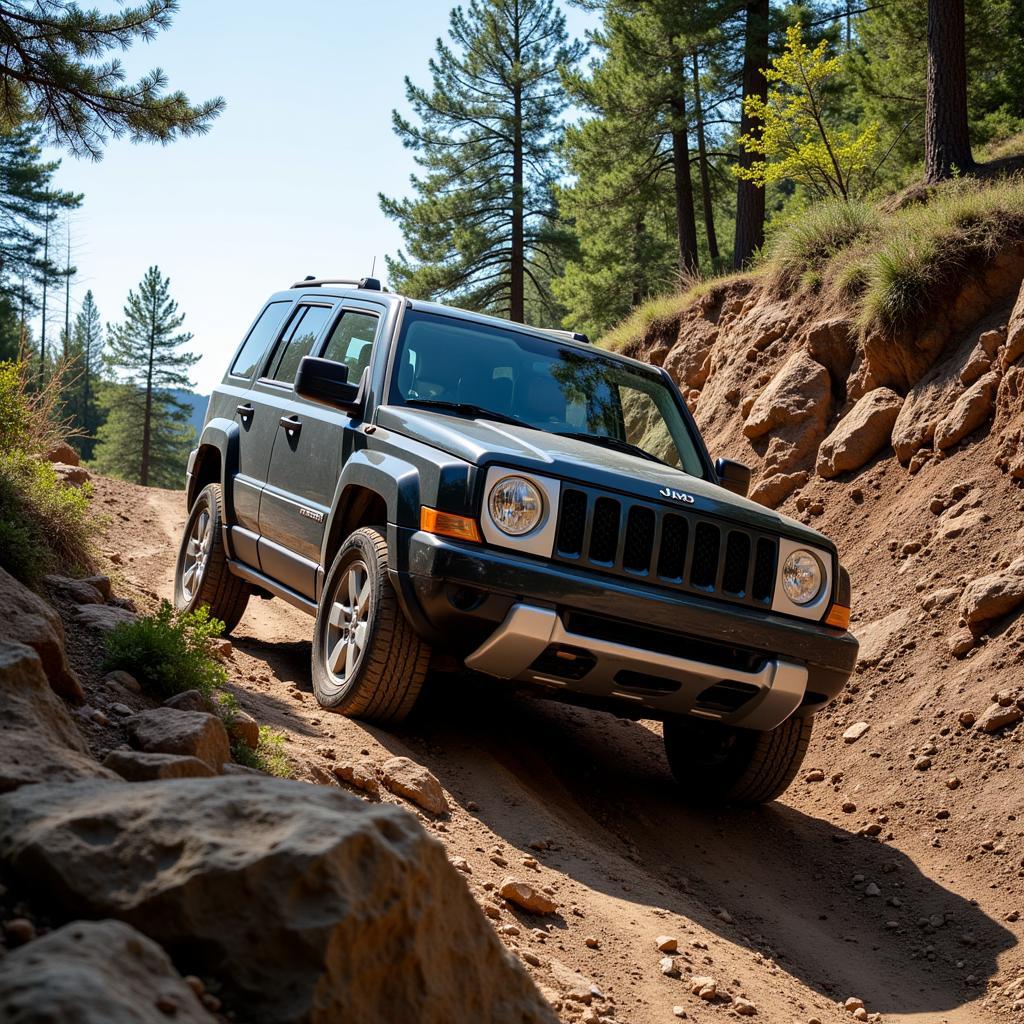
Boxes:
[388,311,706,476]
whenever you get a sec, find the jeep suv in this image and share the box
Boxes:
[174,277,858,802]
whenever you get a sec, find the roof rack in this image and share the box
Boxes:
[290,276,382,291]
[541,328,591,345]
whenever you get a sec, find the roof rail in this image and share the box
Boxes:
[290,276,382,291]
[541,328,591,345]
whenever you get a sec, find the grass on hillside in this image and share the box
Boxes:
[0,360,97,586]
[599,162,1024,350]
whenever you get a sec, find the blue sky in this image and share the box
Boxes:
[43,1,597,394]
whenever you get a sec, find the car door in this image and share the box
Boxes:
[258,302,383,599]
[215,299,294,564]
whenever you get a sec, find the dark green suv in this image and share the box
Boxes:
[174,277,857,802]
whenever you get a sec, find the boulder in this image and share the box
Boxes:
[976,703,1024,734]
[1003,281,1024,369]
[73,603,138,633]
[43,573,105,605]
[0,566,83,701]
[0,642,115,793]
[743,352,832,440]
[748,470,808,510]
[0,777,558,1024]
[802,317,856,383]
[0,919,214,1024]
[42,440,79,466]
[52,462,91,487]
[960,557,1024,629]
[934,372,999,450]
[816,388,903,478]
[381,756,449,815]
[499,877,558,915]
[102,750,216,782]
[125,709,230,772]
[163,689,214,713]
[333,760,380,796]
[224,709,259,750]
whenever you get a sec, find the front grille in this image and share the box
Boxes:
[555,486,778,609]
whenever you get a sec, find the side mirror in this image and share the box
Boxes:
[715,457,751,498]
[294,356,361,413]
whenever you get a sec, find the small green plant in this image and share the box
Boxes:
[103,600,228,700]
[735,24,880,201]
[232,726,292,778]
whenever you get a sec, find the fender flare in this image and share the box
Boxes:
[193,418,241,523]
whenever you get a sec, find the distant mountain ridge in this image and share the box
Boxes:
[169,389,209,439]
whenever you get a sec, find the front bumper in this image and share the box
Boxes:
[391,528,858,728]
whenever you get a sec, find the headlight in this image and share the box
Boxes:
[488,476,543,536]
[781,549,823,605]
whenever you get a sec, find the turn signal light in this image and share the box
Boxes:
[420,507,482,543]
[824,603,851,630]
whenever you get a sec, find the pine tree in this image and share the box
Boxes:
[0,1,224,159]
[380,0,584,323]
[925,0,973,182]
[64,290,103,461]
[93,268,197,487]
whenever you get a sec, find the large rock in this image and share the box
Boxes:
[0,919,214,1023]
[934,371,1000,450]
[748,470,809,510]
[125,708,230,772]
[0,566,83,701]
[43,573,105,605]
[816,388,903,478]
[42,440,79,466]
[381,756,449,815]
[0,642,115,793]
[102,749,216,782]
[1003,280,1024,370]
[960,557,1024,629]
[743,352,832,440]
[73,603,138,633]
[0,777,558,1024]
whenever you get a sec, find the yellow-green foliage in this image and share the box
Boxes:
[736,25,880,201]
[0,360,96,586]
[232,726,292,778]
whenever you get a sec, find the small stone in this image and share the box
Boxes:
[482,904,500,920]
[585,936,599,948]
[958,710,977,728]
[946,775,961,790]
[672,1008,688,1019]
[843,721,870,743]
[659,956,679,977]
[183,975,204,997]
[805,769,825,783]
[976,703,1023,734]
[225,710,259,751]
[716,908,733,924]
[655,935,678,952]
[450,856,472,874]
[499,878,557,915]
[734,998,758,1016]
[332,761,380,796]
[844,997,865,1013]
[4,918,36,946]
[522,951,542,967]
[104,669,141,693]
[913,756,932,771]
[842,800,857,813]
[865,883,881,897]
[109,702,133,716]
[380,756,448,815]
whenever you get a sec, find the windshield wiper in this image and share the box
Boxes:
[403,399,534,430]
[555,430,669,466]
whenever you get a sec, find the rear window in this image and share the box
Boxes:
[230,301,291,379]
[265,304,333,384]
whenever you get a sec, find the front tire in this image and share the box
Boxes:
[663,713,813,804]
[173,483,251,633]
[311,526,430,724]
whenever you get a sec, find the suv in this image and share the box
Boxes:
[174,277,858,803]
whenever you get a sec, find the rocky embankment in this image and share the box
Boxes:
[626,251,1024,1015]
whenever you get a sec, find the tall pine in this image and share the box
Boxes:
[93,268,197,487]
[380,0,583,323]
[64,291,104,461]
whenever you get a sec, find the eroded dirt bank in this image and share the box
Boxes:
[81,469,1018,1024]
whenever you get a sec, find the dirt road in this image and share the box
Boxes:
[106,477,1013,1024]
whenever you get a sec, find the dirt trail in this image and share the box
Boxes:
[97,477,1012,1024]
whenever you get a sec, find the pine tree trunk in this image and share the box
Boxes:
[632,214,646,307]
[670,55,699,278]
[692,53,720,265]
[509,8,525,324]
[733,0,769,270]
[140,306,155,487]
[39,209,49,377]
[925,0,973,183]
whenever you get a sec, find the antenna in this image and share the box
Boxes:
[370,255,377,278]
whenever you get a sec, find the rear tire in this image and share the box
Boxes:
[663,713,813,804]
[311,525,430,724]
[173,483,251,633]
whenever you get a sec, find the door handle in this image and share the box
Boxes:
[279,414,302,435]
[235,403,254,421]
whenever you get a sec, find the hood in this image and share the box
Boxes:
[377,406,832,547]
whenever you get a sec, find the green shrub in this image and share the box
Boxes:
[103,600,228,700]
[0,360,96,586]
[232,726,292,778]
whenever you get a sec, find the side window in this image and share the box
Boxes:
[265,304,333,384]
[230,301,291,379]
[321,311,379,383]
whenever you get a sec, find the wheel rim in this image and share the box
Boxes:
[181,506,213,602]
[322,559,371,694]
